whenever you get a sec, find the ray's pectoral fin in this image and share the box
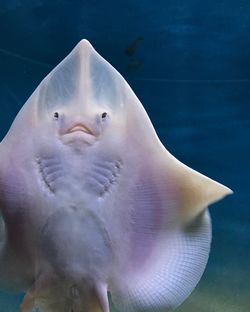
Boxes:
[0,207,34,293]
[0,214,8,288]
[168,154,233,224]
[109,152,232,312]
[0,216,30,292]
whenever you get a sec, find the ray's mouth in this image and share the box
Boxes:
[60,122,97,146]
[66,123,95,136]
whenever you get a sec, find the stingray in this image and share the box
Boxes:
[0,40,232,312]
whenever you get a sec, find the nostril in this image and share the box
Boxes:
[101,112,108,119]
[53,112,59,120]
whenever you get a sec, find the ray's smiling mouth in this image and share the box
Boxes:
[67,123,95,136]
[60,121,98,146]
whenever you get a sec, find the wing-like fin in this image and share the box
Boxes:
[110,212,212,312]
[161,151,233,224]
[109,148,232,312]
[0,218,32,292]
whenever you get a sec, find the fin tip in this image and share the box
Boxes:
[206,181,233,207]
[221,185,233,197]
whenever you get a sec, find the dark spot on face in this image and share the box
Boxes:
[101,112,108,119]
[54,112,59,119]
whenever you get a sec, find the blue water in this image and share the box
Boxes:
[0,1,249,311]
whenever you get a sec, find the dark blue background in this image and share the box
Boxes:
[0,1,248,311]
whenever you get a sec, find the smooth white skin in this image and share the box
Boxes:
[0,40,232,312]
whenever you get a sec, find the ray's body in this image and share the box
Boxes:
[0,40,232,312]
